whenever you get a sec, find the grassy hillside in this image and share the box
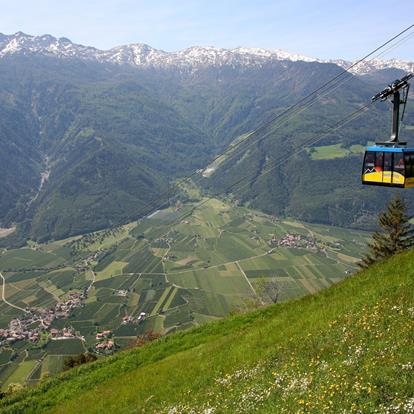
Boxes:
[2,249,414,413]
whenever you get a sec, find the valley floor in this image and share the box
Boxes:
[0,197,368,389]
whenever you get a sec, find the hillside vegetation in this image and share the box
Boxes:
[2,248,414,413]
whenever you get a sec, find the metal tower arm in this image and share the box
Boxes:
[372,73,413,146]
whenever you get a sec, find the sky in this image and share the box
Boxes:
[1,0,413,61]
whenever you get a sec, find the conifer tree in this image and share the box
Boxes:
[361,194,414,267]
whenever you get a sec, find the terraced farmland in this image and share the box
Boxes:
[0,197,369,388]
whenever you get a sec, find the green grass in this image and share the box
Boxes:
[308,143,366,160]
[2,360,37,389]
[96,261,127,280]
[162,286,178,311]
[0,350,13,365]
[150,286,173,316]
[76,224,135,253]
[2,249,414,413]
[168,267,253,297]
[46,269,76,290]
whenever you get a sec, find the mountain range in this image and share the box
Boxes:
[1,32,413,74]
[0,32,413,244]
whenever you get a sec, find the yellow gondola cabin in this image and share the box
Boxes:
[362,146,414,188]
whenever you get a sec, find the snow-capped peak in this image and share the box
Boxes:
[330,57,414,75]
[0,32,101,60]
[0,32,412,75]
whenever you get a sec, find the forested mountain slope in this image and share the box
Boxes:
[0,56,211,242]
[0,39,413,243]
[203,91,414,228]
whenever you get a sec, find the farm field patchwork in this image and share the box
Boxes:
[0,197,369,388]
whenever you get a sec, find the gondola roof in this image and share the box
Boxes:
[366,146,414,153]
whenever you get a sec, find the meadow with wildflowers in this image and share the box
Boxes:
[2,249,414,413]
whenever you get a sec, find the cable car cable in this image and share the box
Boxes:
[122,23,414,225]
[212,31,414,169]
[213,23,414,164]
[145,102,373,245]
[214,103,373,196]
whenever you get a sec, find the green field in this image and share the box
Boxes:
[0,196,369,387]
[96,261,127,280]
[45,339,86,356]
[41,356,66,378]
[2,360,37,388]
[308,143,366,160]
[0,248,65,270]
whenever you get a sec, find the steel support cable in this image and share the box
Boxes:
[373,30,414,61]
[198,24,414,168]
[165,25,414,205]
[145,102,373,244]
[210,103,373,197]
[114,24,414,224]
[8,101,374,275]
[206,30,414,170]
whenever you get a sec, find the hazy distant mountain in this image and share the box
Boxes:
[0,32,412,74]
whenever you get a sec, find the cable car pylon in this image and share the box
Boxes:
[372,73,412,146]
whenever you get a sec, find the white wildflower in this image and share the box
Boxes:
[401,362,413,370]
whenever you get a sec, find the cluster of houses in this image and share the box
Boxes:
[0,292,86,346]
[0,317,41,344]
[121,312,147,325]
[95,340,115,352]
[50,326,76,340]
[270,233,320,251]
[153,235,173,249]
[95,330,115,353]
[54,292,85,317]
[75,250,104,271]
[38,292,85,326]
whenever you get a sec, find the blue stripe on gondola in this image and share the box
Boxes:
[366,146,414,153]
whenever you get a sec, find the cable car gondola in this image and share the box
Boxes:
[362,73,413,188]
[362,146,414,187]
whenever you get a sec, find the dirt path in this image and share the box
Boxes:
[161,242,172,274]
[0,272,29,313]
[235,261,257,296]
[87,270,96,293]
